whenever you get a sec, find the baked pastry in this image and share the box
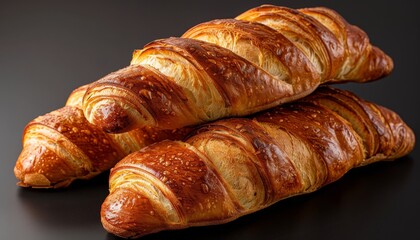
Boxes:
[101,86,415,238]
[82,5,393,133]
[14,85,191,188]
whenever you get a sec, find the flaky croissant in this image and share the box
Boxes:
[83,5,393,133]
[101,86,414,238]
[14,85,191,188]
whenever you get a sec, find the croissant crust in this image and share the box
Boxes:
[101,86,414,238]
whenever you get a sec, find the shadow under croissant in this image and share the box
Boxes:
[105,157,413,240]
[17,171,110,230]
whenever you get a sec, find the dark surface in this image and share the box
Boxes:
[1,1,419,239]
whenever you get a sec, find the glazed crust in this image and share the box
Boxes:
[83,5,393,133]
[101,87,414,238]
[14,85,192,188]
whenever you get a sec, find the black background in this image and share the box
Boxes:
[1,1,419,239]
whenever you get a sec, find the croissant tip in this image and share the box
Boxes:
[371,46,394,79]
[101,187,172,238]
[14,142,78,189]
[101,194,146,239]
[101,214,140,239]
[385,53,394,76]
[85,100,133,133]
[14,153,52,188]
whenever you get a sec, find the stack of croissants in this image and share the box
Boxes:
[14,5,415,239]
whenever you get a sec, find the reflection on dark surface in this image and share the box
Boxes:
[17,171,110,230]
[104,156,414,240]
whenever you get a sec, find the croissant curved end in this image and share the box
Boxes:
[14,145,74,188]
[101,188,168,238]
[369,46,394,80]
[83,89,155,133]
[15,144,52,188]
[85,99,132,133]
[329,46,393,84]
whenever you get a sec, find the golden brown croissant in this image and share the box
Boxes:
[83,5,393,133]
[14,85,192,188]
[101,86,414,238]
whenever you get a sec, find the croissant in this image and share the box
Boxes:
[101,86,415,238]
[14,85,192,188]
[82,5,393,133]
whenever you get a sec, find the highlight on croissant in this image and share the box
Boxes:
[14,4,414,239]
